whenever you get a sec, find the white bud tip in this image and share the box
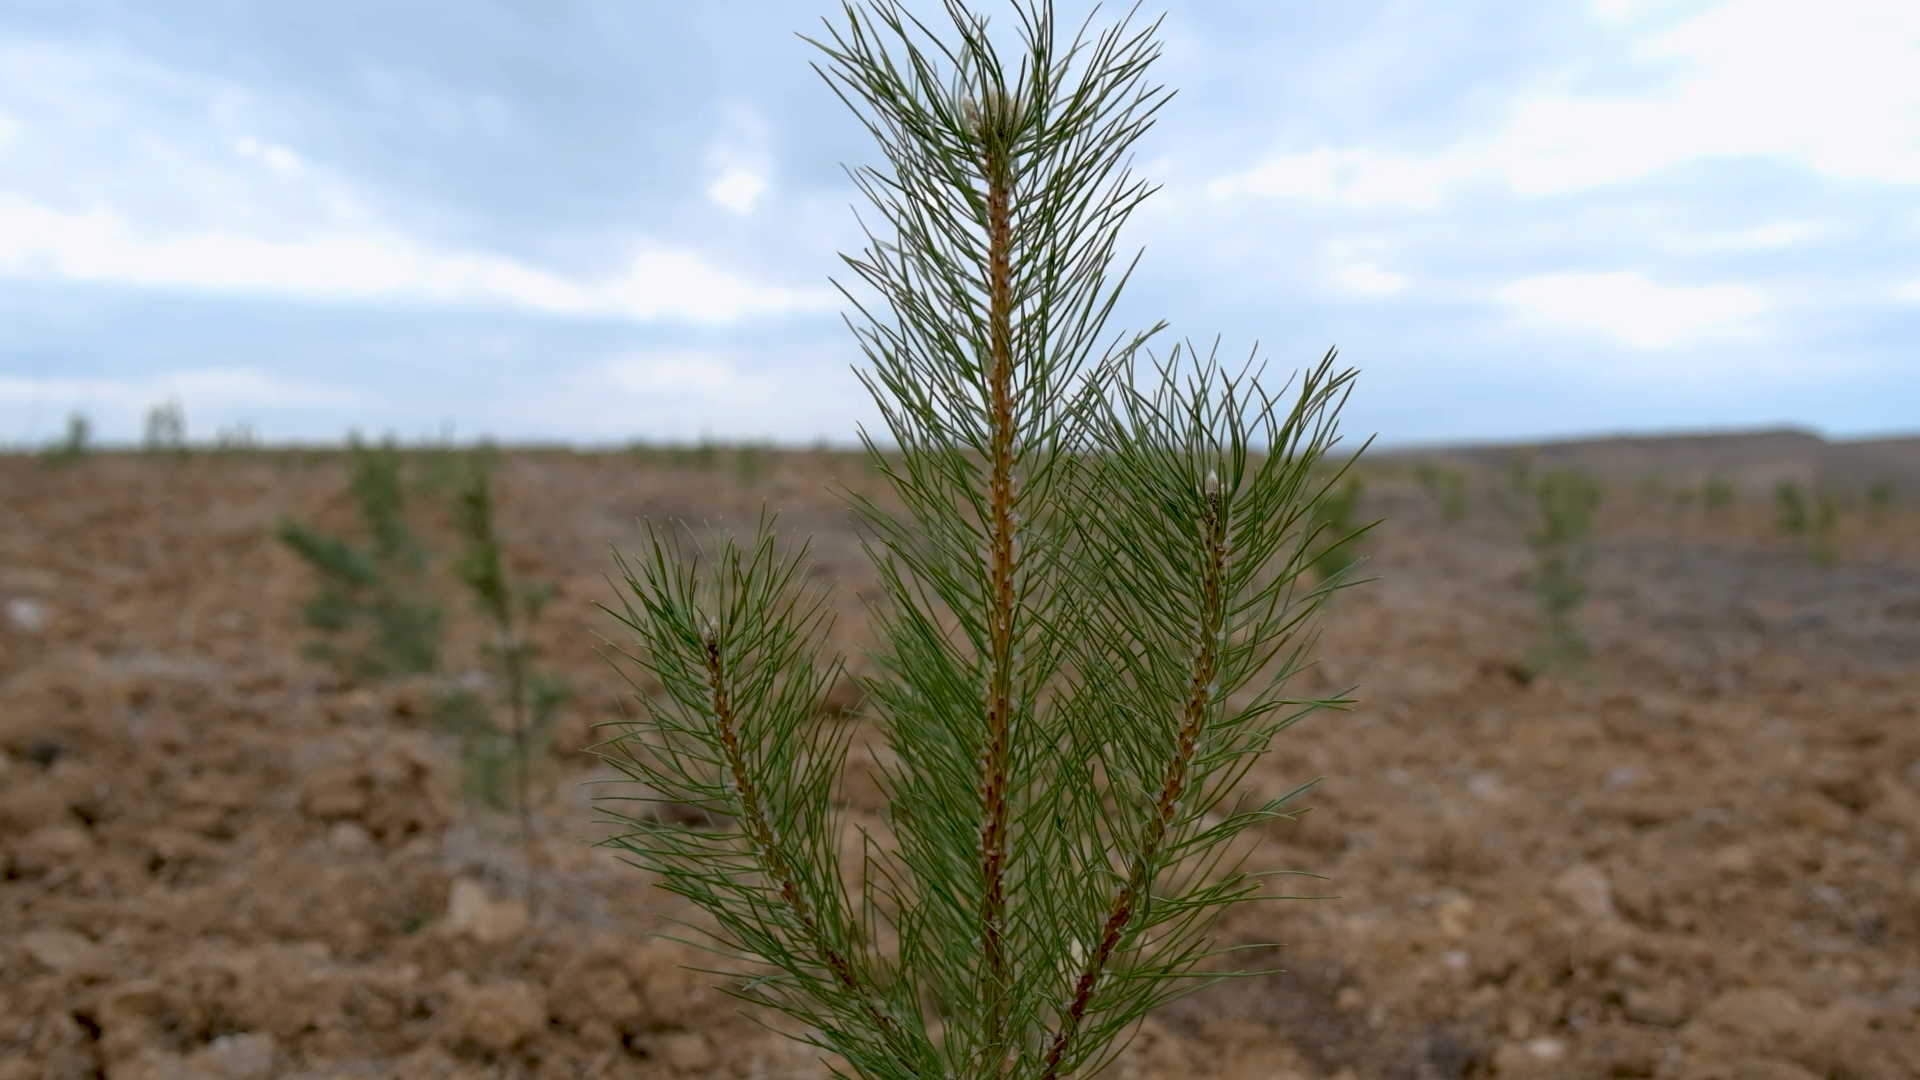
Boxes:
[1204,471,1220,497]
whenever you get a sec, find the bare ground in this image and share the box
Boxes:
[2,439,1917,1080]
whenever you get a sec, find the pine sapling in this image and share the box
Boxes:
[447,452,567,906]
[1809,489,1839,568]
[1703,476,1736,512]
[1866,481,1894,525]
[1525,467,1601,674]
[278,438,442,679]
[1774,480,1810,535]
[143,400,188,454]
[1415,462,1468,522]
[42,412,91,467]
[592,4,1368,1078]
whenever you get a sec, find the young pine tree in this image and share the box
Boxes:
[278,438,442,679]
[595,4,1367,1078]
[445,452,567,904]
[1525,468,1601,674]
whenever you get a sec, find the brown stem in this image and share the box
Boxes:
[976,90,1019,1079]
[1040,474,1228,1080]
[499,619,538,915]
[700,626,914,1069]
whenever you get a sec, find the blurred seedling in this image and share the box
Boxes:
[1525,468,1601,675]
[1809,490,1839,568]
[143,400,188,454]
[1866,481,1894,524]
[1702,476,1736,512]
[735,444,768,486]
[277,437,443,679]
[1414,462,1468,522]
[1307,474,1371,583]
[443,452,568,906]
[1774,480,1810,535]
[41,412,91,467]
[1493,449,1537,524]
[214,423,260,454]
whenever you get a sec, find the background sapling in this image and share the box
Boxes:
[1524,467,1601,675]
[446,450,568,905]
[277,437,442,679]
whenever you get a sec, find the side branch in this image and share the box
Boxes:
[699,624,913,1065]
[1041,472,1230,1080]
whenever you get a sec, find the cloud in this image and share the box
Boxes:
[0,193,832,322]
[0,112,14,147]
[595,353,742,396]
[705,101,774,217]
[1676,220,1829,251]
[1209,0,1920,208]
[232,135,303,174]
[709,166,769,216]
[1496,271,1765,348]
[0,367,362,410]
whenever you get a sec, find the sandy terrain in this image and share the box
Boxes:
[2,434,1917,1079]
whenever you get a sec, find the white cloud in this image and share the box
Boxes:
[0,112,15,147]
[1212,0,1920,208]
[1331,261,1407,295]
[0,193,832,322]
[1897,279,1920,302]
[1699,221,1826,250]
[1496,271,1765,348]
[1207,148,1470,209]
[705,100,774,217]
[0,367,362,410]
[233,135,303,173]
[709,166,768,216]
[597,353,740,396]
[1323,238,1407,295]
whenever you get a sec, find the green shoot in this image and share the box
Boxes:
[143,400,188,453]
[1525,468,1601,675]
[278,437,442,679]
[448,451,568,907]
[41,412,91,467]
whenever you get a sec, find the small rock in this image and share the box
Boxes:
[440,978,547,1054]
[21,927,108,977]
[445,878,529,946]
[1552,863,1618,922]
[1782,790,1851,836]
[184,1032,278,1080]
[1436,895,1474,938]
[1524,1036,1565,1061]
[301,764,371,820]
[624,937,715,1028]
[327,821,373,854]
[1623,986,1688,1027]
[661,1031,716,1073]
[551,953,642,1040]
[96,980,170,1068]
[1727,1059,1822,1080]
[14,823,96,873]
[5,596,46,633]
[1710,844,1755,875]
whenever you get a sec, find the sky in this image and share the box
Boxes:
[0,0,1916,450]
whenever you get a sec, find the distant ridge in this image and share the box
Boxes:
[1374,427,1920,498]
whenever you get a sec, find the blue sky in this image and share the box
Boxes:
[1,0,1915,449]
